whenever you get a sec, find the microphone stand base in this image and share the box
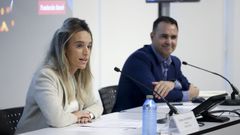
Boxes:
[221,98,240,106]
[157,118,167,124]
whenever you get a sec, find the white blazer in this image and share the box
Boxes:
[16,67,103,134]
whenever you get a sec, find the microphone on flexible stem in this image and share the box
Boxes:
[182,61,240,105]
[114,67,179,116]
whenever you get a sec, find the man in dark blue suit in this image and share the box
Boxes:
[113,16,199,112]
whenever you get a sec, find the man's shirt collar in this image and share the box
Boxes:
[151,44,172,65]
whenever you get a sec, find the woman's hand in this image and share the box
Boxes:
[73,111,92,124]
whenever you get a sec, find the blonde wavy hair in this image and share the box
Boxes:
[43,17,93,102]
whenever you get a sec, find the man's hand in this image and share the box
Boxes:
[188,84,199,100]
[152,81,175,99]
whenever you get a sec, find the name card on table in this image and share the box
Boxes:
[170,111,199,135]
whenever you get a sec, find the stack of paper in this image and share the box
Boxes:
[199,90,227,98]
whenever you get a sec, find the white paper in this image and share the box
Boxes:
[172,111,199,135]
[79,112,142,129]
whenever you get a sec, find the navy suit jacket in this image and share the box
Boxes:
[113,45,190,112]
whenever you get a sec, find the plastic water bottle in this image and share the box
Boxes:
[142,95,157,135]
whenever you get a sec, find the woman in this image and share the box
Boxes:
[16,18,103,134]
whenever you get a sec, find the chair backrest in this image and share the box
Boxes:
[99,85,118,114]
[0,107,24,135]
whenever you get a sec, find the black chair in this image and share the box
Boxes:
[99,85,118,114]
[0,107,24,135]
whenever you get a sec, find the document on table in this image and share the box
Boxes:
[79,112,142,129]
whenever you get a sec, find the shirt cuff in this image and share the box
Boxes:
[89,112,95,119]
[174,80,182,89]
[182,91,189,101]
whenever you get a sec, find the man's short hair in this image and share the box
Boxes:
[152,16,178,32]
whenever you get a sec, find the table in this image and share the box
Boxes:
[20,103,240,135]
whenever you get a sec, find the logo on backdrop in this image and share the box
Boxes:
[38,0,66,15]
[0,0,15,32]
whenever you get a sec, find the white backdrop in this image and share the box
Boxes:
[74,0,240,97]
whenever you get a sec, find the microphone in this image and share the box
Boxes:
[182,61,240,105]
[114,67,179,115]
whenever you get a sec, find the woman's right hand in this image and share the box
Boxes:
[73,111,92,124]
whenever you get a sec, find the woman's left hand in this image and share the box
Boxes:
[73,111,92,124]
[78,115,92,124]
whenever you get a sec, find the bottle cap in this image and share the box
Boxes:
[146,95,153,99]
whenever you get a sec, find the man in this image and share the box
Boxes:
[113,16,199,112]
